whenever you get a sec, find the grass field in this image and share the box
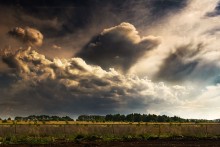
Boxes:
[0,121,220,145]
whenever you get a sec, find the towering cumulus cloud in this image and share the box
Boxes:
[76,22,160,72]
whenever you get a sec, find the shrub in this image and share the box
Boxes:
[2,119,7,123]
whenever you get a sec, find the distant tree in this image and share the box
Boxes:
[77,115,104,122]
[146,114,158,122]
[112,114,122,122]
[133,113,142,122]
[77,115,89,121]
[2,119,7,123]
[62,116,73,121]
[126,114,134,122]
[51,116,60,121]
[158,115,170,122]
[105,114,113,121]
[120,114,126,122]
[15,117,23,121]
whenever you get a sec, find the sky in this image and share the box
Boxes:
[1,0,220,119]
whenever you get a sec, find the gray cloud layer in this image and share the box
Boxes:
[76,22,160,72]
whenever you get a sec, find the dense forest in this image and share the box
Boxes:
[0,113,216,123]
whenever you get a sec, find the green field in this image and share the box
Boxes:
[0,121,220,145]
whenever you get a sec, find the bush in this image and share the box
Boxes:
[2,119,7,123]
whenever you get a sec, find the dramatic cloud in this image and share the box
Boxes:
[155,42,220,84]
[155,43,200,82]
[206,1,220,17]
[132,0,220,84]
[2,0,220,119]
[76,22,160,72]
[0,0,188,59]
[0,48,188,116]
[8,27,43,47]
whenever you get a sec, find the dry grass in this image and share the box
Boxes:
[0,121,220,138]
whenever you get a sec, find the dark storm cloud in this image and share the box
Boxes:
[156,43,200,82]
[206,1,220,17]
[0,74,16,88]
[76,22,161,72]
[1,0,187,34]
[0,48,184,116]
[148,0,188,19]
[155,42,220,84]
[0,0,188,60]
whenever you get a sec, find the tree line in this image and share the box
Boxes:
[77,113,214,123]
[14,115,73,121]
[0,114,218,123]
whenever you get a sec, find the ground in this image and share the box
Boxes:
[1,139,220,147]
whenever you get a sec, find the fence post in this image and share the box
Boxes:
[169,123,172,137]
[158,124,161,137]
[14,124,16,135]
[205,124,208,137]
[112,124,115,136]
[63,125,66,138]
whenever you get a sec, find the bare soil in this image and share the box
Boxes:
[1,139,220,147]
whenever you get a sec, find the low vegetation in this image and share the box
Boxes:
[0,114,219,145]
